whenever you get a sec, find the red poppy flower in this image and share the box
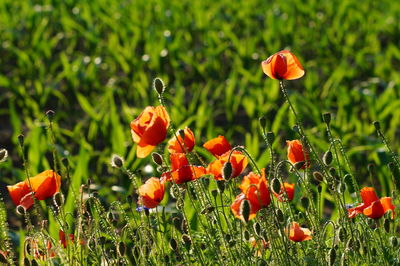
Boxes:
[273,182,295,202]
[162,153,206,184]
[239,169,271,208]
[348,187,395,219]
[231,193,261,222]
[288,222,312,242]
[130,106,170,158]
[286,140,310,169]
[203,136,248,180]
[168,127,195,154]
[59,230,75,248]
[7,170,61,210]
[261,50,305,80]
[138,177,165,208]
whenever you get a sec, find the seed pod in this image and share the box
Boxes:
[240,199,251,223]
[243,230,250,241]
[300,196,309,209]
[151,153,163,166]
[0,149,8,163]
[323,150,333,166]
[259,116,267,130]
[313,171,324,183]
[211,189,218,199]
[271,178,281,194]
[384,218,391,233]
[276,209,285,224]
[322,112,331,125]
[390,236,398,247]
[373,121,380,130]
[217,180,225,193]
[253,222,262,236]
[117,242,126,256]
[222,162,233,180]
[153,77,165,94]
[328,248,336,266]
[169,238,178,250]
[343,174,356,193]
[266,132,275,146]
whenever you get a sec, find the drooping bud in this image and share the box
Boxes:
[222,162,233,180]
[240,199,251,223]
[46,110,55,122]
[322,112,331,125]
[151,152,163,166]
[211,189,218,199]
[53,192,65,207]
[338,227,346,242]
[323,150,333,166]
[384,218,391,233]
[111,154,124,168]
[217,180,225,193]
[328,248,336,266]
[18,134,24,147]
[313,171,324,183]
[293,161,305,170]
[300,196,309,209]
[253,222,261,236]
[243,230,250,241]
[266,132,275,146]
[275,209,285,224]
[271,178,281,194]
[259,116,267,130]
[169,238,178,250]
[373,121,380,131]
[390,236,398,247]
[153,77,165,95]
[0,149,8,163]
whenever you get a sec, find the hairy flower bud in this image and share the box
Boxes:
[322,112,331,125]
[373,121,380,130]
[222,162,233,180]
[266,132,275,146]
[240,199,251,223]
[0,149,8,163]
[111,154,124,168]
[151,152,163,166]
[259,116,267,130]
[153,77,165,95]
[323,150,333,166]
[272,178,281,194]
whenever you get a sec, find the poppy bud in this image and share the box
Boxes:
[53,192,65,207]
[211,189,218,199]
[0,149,8,163]
[328,248,336,266]
[16,205,25,215]
[271,178,281,194]
[243,230,250,241]
[323,150,333,166]
[300,196,309,209]
[276,209,285,224]
[224,234,231,242]
[217,180,225,193]
[117,242,126,256]
[253,222,261,236]
[46,110,55,121]
[172,217,182,230]
[343,174,356,193]
[182,234,192,250]
[240,199,251,223]
[373,121,380,130]
[338,183,346,194]
[313,171,324,183]
[144,208,150,217]
[18,134,24,147]
[259,116,267,130]
[322,112,331,125]
[338,227,346,242]
[153,77,165,95]
[384,218,391,233]
[222,162,233,180]
[293,161,305,170]
[169,238,178,250]
[62,157,69,168]
[111,154,124,168]
[266,132,275,146]
[151,153,163,166]
[390,236,398,247]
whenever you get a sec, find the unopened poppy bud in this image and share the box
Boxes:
[338,183,346,194]
[61,157,69,168]
[338,227,346,242]
[259,116,267,130]
[373,121,380,130]
[46,110,55,121]
[293,161,305,170]
[0,149,8,163]
[371,247,377,256]
[272,178,281,194]
[117,242,126,256]
[253,222,261,236]
[111,154,124,168]
[18,134,24,146]
[222,162,233,180]
[53,192,65,207]
[240,199,251,223]
[313,171,324,182]
[266,132,275,146]
[16,205,25,215]
[151,152,163,166]
[23,258,30,266]
[144,208,150,217]
[322,112,331,125]
[225,234,231,242]
[323,150,333,166]
[384,218,391,233]
[328,248,336,266]
[182,234,191,245]
[211,189,218,199]
[390,236,398,247]
[243,230,250,241]
[276,209,285,224]
[300,196,309,209]
[153,77,165,95]
[217,180,225,193]
[172,216,182,229]
[343,174,356,193]
[169,238,178,250]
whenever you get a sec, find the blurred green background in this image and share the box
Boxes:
[1,0,400,207]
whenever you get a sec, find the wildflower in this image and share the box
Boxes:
[203,136,248,180]
[168,127,195,153]
[261,50,305,80]
[7,170,61,210]
[250,237,269,257]
[231,193,260,222]
[348,187,395,219]
[138,177,165,208]
[286,140,310,169]
[288,222,312,242]
[130,106,170,158]
[162,153,206,184]
[239,169,271,208]
[59,230,75,248]
[273,182,295,202]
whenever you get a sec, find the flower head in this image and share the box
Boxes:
[168,127,195,154]
[273,182,295,202]
[130,106,170,158]
[138,177,165,208]
[261,50,305,80]
[162,153,206,184]
[239,169,271,208]
[288,222,312,242]
[286,140,310,169]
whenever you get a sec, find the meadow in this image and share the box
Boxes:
[0,0,400,265]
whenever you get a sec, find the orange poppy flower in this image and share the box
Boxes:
[348,187,395,219]
[168,127,195,154]
[286,140,310,169]
[130,106,170,158]
[29,238,56,260]
[231,193,261,222]
[162,153,206,184]
[261,50,305,80]
[239,169,270,208]
[59,230,76,248]
[203,136,248,180]
[138,177,165,208]
[7,170,61,210]
[273,182,295,202]
[288,222,312,242]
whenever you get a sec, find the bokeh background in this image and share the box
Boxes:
[1,0,400,215]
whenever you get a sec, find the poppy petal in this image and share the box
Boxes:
[203,136,232,157]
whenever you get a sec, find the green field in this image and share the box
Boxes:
[1,0,400,264]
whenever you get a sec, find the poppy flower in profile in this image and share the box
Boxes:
[348,187,395,219]
[168,127,195,154]
[288,222,312,242]
[130,106,170,158]
[162,153,206,184]
[286,140,310,169]
[231,193,261,222]
[203,136,248,180]
[261,50,305,80]
[7,170,61,210]
[138,177,165,209]
[239,169,271,208]
[273,182,295,202]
